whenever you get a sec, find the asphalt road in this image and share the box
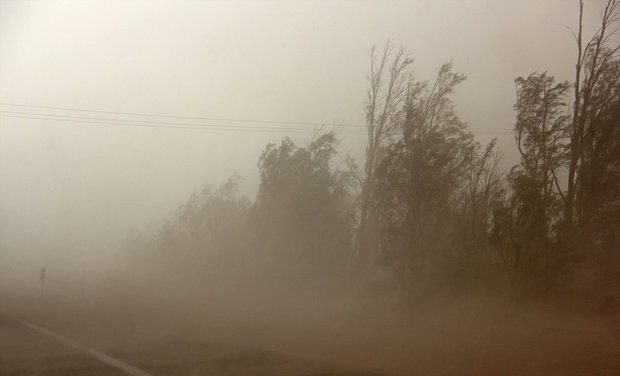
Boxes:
[0,315,128,376]
[2,288,620,376]
[0,314,383,376]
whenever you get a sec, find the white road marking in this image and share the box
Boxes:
[15,318,154,376]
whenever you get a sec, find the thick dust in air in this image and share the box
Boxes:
[1,1,620,375]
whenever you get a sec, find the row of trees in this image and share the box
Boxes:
[149,0,619,302]
[493,0,620,297]
[352,0,620,299]
[352,48,504,297]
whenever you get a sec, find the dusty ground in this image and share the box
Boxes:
[1,282,620,376]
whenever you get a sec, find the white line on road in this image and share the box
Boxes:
[15,318,154,376]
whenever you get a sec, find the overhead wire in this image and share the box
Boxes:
[0,102,514,135]
[0,102,363,129]
[0,114,367,135]
[0,110,363,134]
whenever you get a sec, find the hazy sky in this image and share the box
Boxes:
[0,0,611,274]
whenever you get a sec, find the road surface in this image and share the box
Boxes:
[2,288,620,375]
[1,314,385,376]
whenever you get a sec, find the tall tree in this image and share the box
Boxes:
[565,0,620,242]
[490,72,571,297]
[513,72,570,213]
[373,62,474,292]
[352,41,414,277]
[465,139,503,255]
[584,64,620,267]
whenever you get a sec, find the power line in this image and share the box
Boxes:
[0,102,514,133]
[0,102,363,129]
[0,102,514,135]
[0,114,367,135]
[0,110,361,133]
[0,113,513,136]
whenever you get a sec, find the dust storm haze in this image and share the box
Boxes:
[1,1,620,375]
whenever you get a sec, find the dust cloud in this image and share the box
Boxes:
[1,1,620,375]
[2,226,620,375]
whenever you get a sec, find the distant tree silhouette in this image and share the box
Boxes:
[253,132,354,277]
[155,174,250,258]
